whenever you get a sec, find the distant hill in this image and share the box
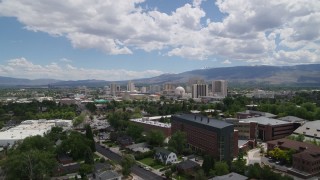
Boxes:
[1,64,320,87]
[133,64,320,87]
[0,76,60,87]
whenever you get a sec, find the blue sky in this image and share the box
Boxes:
[0,0,319,80]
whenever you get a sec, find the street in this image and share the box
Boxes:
[95,143,163,180]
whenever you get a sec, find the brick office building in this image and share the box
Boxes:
[235,117,296,141]
[267,138,320,178]
[171,114,238,161]
[130,117,171,137]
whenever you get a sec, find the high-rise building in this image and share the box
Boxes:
[110,83,120,96]
[212,80,227,97]
[127,81,135,92]
[141,86,147,93]
[192,84,208,98]
[171,114,238,161]
[163,83,175,95]
[149,85,161,93]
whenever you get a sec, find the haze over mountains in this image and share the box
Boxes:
[1,64,320,87]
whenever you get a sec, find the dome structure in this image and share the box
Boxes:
[175,86,185,96]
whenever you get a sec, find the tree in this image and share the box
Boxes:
[214,161,229,176]
[168,131,187,155]
[84,147,94,165]
[164,170,172,179]
[231,152,246,174]
[146,130,165,146]
[85,124,96,152]
[4,150,56,180]
[17,135,54,152]
[121,154,135,176]
[86,102,97,113]
[202,155,215,176]
[57,131,92,160]
[46,126,66,142]
[194,169,207,180]
[126,123,143,140]
[79,164,94,177]
[296,134,305,142]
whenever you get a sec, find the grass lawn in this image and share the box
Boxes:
[139,158,166,169]
[139,158,154,166]
[173,174,189,180]
[153,164,165,169]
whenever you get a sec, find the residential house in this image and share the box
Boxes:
[154,148,177,165]
[94,170,122,180]
[176,160,200,174]
[209,172,248,180]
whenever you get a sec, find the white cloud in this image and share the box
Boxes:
[222,60,231,64]
[60,58,72,63]
[0,57,163,80]
[0,0,319,65]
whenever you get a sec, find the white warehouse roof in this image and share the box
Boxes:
[0,119,72,147]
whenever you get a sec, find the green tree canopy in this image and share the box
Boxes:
[146,130,165,147]
[168,131,187,155]
[121,154,135,176]
[214,161,229,176]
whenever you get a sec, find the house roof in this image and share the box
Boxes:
[293,120,320,138]
[173,114,233,129]
[177,160,199,170]
[155,147,173,156]
[209,172,248,180]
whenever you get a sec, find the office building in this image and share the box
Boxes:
[267,138,320,178]
[192,84,208,98]
[237,116,296,141]
[293,120,320,142]
[149,85,161,93]
[130,116,172,137]
[127,81,135,92]
[171,113,238,161]
[110,83,120,96]
[212,80,227,97]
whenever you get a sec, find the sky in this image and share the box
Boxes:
[0,0,319,81]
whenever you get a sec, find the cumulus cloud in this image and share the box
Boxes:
[0,0,319,65]
[0,58,163,80]
[222,60,231,64]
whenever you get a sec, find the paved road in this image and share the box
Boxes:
[95,143,163,180]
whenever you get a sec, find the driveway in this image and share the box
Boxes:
[246,148,261,165]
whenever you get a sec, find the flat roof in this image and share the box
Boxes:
[240,116,291,126]
[173,114,233,129]
[130,117,171,128]
[278,116,305,123]
[0,119,72,146]
[294,120,320,138]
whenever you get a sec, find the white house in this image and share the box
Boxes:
[154,148,177,165]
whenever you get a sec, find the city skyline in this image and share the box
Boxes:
[0,0,319,81]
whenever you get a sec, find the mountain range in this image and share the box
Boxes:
[1,64,320,87]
